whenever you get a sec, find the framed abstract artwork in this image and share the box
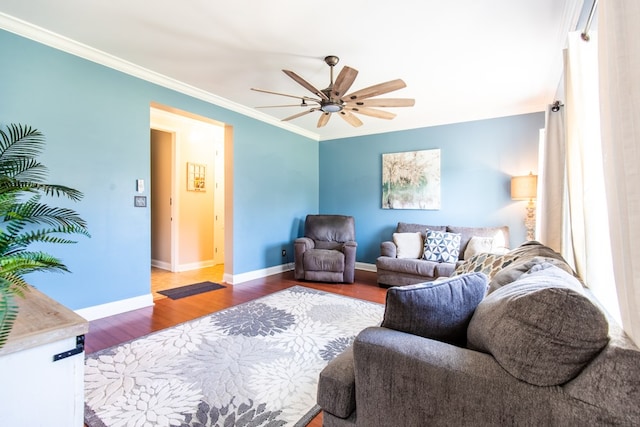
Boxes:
[382,149,441,210]
[187,162,206,192]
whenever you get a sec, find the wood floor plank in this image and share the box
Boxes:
[84,269,386,427]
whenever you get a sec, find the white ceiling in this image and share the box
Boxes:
[0,0,584,141]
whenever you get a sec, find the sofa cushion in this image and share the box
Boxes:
[393,232,423,259]
[376,256,438,277]
[303,249,344,272]
[423,230,461,263]
[381,272,488,346]
[453,252,520,280]
[467,263,610,386]
[447,225,510,260]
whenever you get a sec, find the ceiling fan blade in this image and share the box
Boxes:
[282,70,329,101]
[344,79,407,101]
[331,66,358,98]
[251,87,319,102]
[282,108,317,122]
[256,104,309,108]
[338,110,363,127]
[345,106,396,120]
[345,98,415,108]
[317,112,331,128]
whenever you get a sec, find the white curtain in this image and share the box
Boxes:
[563,31,619,320]
[598,0,640,345]
[538,105,567,253]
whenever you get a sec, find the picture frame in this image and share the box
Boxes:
[187,162,206,192]
[382,149,441,210]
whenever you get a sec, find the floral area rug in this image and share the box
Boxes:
[84,285,384,427]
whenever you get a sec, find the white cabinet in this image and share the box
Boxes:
[0,286,89,426]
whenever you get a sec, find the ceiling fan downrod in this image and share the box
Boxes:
[321,55,343,113]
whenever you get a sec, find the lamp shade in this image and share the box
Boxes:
[511,173,538,200]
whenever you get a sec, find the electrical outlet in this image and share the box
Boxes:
[282,249,287,257]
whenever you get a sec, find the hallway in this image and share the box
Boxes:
[151,265,224,300]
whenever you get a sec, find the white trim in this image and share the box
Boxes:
[356,262,377,272]
[0,12,320,142]
[225,264,293,285]
[175,260,216,272]
[151,259,171,271]
[225,262,376,285]
[76,262,377,319]
[74,294,154,321]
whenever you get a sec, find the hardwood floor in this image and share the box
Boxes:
[85,268,386,427]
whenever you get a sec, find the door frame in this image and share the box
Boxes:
[149,123,179,272]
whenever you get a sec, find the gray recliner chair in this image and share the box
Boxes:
[294,215,357,283]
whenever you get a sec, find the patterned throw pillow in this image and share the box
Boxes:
[423,230,462,263]
[454,252,520,280]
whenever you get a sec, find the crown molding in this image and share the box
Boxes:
[0,12,320,141]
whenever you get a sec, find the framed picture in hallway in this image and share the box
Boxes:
[187,162,206,192]
[382,148,441,210]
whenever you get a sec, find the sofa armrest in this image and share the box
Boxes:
[380,241,396,258]
[294,237,314,279]
[352,327,564,426]
[317,345,356,419]
[294,237,314,251]
[342,241,357,283]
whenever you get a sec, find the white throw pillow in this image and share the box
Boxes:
[393,232,423,259]
[464,236,494,259]
[464,235,509,259]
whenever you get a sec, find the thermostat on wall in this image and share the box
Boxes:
[134,196,147,207]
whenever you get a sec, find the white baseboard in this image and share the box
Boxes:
[75,294,154,321]
[151,259,216,272]
[225,263,294,285]
[226,262,376,285]
[76,262,377,320]
[356,262,377,272]
[151,259,171,270]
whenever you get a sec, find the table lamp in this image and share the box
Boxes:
[511,172,538,241]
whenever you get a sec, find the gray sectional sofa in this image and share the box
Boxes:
[318,241,640,426]
[376,222,510,287]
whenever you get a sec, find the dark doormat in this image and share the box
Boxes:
[158,281,226,299]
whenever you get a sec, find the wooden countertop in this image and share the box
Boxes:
[0,286,89,356]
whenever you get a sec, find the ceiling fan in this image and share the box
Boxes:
[251,55,415,128]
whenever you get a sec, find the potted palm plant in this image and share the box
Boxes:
[0,123,89,348]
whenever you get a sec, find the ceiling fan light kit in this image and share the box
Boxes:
[251,55,414,128]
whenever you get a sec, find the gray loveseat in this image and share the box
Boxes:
[318,241,640,426]
[376,222,510,287]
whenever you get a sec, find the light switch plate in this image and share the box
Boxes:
[134,196,147,207]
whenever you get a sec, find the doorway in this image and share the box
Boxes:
[149,105,228,296]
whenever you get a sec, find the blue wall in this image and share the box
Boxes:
[0,28,543,311]
[320,113,544,264]
[0,29,318,309]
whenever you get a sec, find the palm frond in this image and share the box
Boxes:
[0,124,84,201]
[0,291,18,349]
[0,124,45,159]
[0,273,29,297]
[0,158,47,182]
[0,251,68,274]
[0,227,89,257]
[4,195,89,228]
